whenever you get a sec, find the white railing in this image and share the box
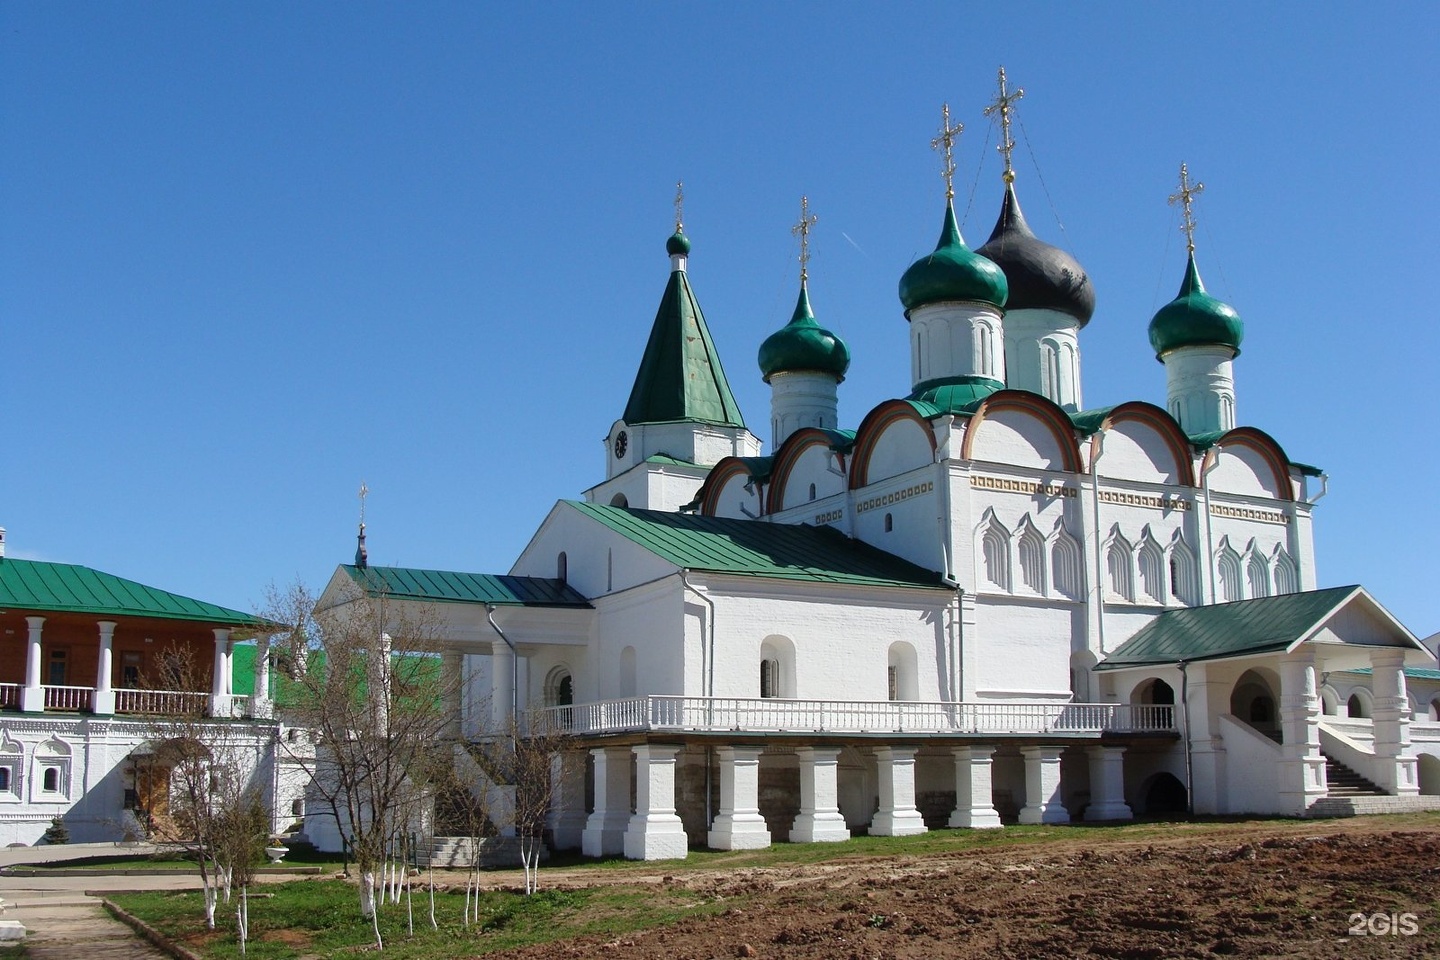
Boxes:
[532,697,1176,737]
[226,695,252,719]
[42,685,93,712]
[114,688,211,716]
[0,683,18,709]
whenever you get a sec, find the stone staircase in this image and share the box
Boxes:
[1306,753,1440,818]
[416,835,542,869]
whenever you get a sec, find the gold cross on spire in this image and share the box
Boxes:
[674,180,685,233]
[930,102,963,200]
[983,66,1025,184]
[792,195,817,283]
[358,481,369,526]
[1168,162,1205,253]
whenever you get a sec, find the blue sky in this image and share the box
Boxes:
[3,4,1437,635]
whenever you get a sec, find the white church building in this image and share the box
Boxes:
[316,93,1440,860]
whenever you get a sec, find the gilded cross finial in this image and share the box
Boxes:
[791,195,817,283]
[358,481,369,527]
[1168,162,1205,253]
[674,180,685,233]
[930,102,963,200]
[983,66,1024,184]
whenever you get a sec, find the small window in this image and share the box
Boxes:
[557,552,568,583]
[0,768,9,791]
[760,659,780,699]
[884,513,893,533]
[121,652,142,687]
[808,483,817,502]
[42,767,60,793]
[291,798,305,817]
[887,666,898,702]
[47,649,67,686]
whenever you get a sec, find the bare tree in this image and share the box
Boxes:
[134,645,272,932]
[501,715,570,895]
[262,580,461,938]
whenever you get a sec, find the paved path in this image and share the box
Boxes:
[0,843,196,959]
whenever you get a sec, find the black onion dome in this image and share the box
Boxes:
[975,183,1095,327]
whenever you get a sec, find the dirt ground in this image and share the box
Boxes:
[490,818,1440,959]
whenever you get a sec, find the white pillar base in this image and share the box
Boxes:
[707,746,771,850]
[948,745,1003,829]
[623,745,688,861]
[92,689,116,715]
[20,686,45,713]
[869,746,928,837]
[581,747,630,858]
[1084,746,1133,821]
[789,747,850,842]
[1019,746,1069,824]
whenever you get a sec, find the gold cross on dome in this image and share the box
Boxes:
[1168,162,1205,253]
[792,195,817,283]
[930,102,963,200]
[983,66,1025,184]
[674,180,685,233]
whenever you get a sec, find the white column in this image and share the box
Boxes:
[547,751,588,851]
[789,747,850,842]
[1019,746,1069,824]
[490,640,515,730]
[93,621,117,715]
[441,650,463,739]
[1277,652,1328,814]
[21,616,45,712]
[948,745,1002,828]
[252,633,273,720]
[623,744,688,860]
[707,746,770,850]
[1370,649,1420,796]
[209,628,232,717]
[1084,746,1133,821]
[581,747,631,857]
[1183,664,1226,814]
[869,746,927,836]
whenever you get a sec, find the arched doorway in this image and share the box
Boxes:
[1138,772,1187,814]
[1230,669,1280,741]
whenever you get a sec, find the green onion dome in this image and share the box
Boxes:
[976,183,1094,326]
[666,230,692,257]
[898,201,1008,314]
[1147,253,1243,358]
[758,283,851,383]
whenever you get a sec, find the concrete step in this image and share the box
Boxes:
[1307,795,1440,818]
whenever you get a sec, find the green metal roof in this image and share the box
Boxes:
[898,201,1009,312]
[1069,406,1117,436]
[1340,666,1440,682]
[567,501,947,589]
[341,565,591,608]
[0,557,257,627]
[1148,252,1244,358]
[622,241,747,428]
[758,282,851,382]
[1097,586,1361,670]
[906,375,1005,415]
[645,453,701,467]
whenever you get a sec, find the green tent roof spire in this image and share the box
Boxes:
[622,231,747,428]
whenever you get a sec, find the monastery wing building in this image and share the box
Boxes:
[316,85,1440,860]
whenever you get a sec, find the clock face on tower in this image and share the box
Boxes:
[613,430,628,459]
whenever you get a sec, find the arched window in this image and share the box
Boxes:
[883,513,893,533]
[545,666,575,729]
[977,324,994,377]
[887,642,918,701]
[980,517,1011,592]
[1347,691,1372,719]
[1273,548,1298,595]
[1018,524,1045,594]
[1246,552,1270,599]
[1039,340,1058,400]
[1430,697,1440,723]
[808,483,817,502]
[556,552,568,584]
[1051,528,1082,600]
[43,768,59,792]
[1216,546,1243,602]
[1105,536,1133,601]
[759,636,796,699]
[1137,536,1164,604]
[609,493,628,508]
[1168,541,1197,605]
[619,646,637,698]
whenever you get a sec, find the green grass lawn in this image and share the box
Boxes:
[111,878,728,959]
